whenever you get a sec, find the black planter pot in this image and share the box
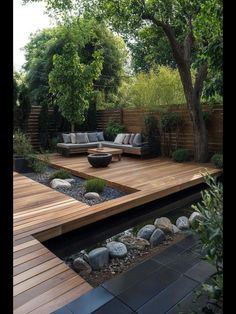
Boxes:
[87,153,112,168]
[13,156,33,173]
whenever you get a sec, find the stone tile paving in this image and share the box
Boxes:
[53,234,216,314]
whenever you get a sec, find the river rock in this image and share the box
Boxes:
[50,179,71,189]
[172,224,180,233]
[118,235,150,250]
[149,228,166,247]
[84,192,100,200]
[189,211,203,226]
[176,216,190,230]
[73,257,92,275]
[64,178,75,183]
[154,217,173,234]
[88,247,109,270]
[106,241,127,258]
[137,224,156,240]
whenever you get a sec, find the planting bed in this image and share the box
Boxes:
[24,166,127,205]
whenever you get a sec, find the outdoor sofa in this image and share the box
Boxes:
[57,131,150,157]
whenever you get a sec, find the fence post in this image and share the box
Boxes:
[120,108,123,125]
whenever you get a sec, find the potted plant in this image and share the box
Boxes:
[13,130,34,173]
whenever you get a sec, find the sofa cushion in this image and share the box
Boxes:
[114,133,126,144]
[87,132,98,142]
[57,142,98,148]
[62,133,71,144]
[132,133,142,147]
[97,131,105,141]
[129,133,135,145]
[76,132,89,144]
[70,133,76,144]
[123,134,131,145]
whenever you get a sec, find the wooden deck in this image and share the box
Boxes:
[14,155,222,313]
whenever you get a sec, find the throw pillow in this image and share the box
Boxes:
[62,133,71,144]
[129,133,135,145]
[123,133,131,145]
[132,133,142,147]
[114,133,126,144]
[76,132,88,144]
[70,133,76,144]
[87,132,98,142]
[97,131,105,141]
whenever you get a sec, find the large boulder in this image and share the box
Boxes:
[73,257,92,276]
[118,235,150,250]
[50,179,71,189]
[154,217,173,234]
[64,178,75,183]
[88,247,109,270]
[189,212,204,226]
[176,216,190,230]
[137,225,156,240]
[149,228,166,247]
[106,241,127,258]
[84,192,100,200]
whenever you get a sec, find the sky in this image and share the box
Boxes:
[13,0,53,70]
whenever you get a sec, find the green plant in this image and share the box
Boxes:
[13,130,33,157]
[105,119,125,140]
[50,169,72,180]
[211,153,223,169]
[144,115,161,155]
[84,178,106,193]
[172,148,190,162]
[191,174,223,311]
[28,154,50,173]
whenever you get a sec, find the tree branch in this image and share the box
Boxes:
[194,63,208,98]
[183,19,195,63]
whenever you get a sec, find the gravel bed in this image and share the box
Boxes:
[24,167,127,205]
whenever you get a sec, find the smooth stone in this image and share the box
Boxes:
[172,224,180,233]
[106,241,127,258]
[50,178,71,189]
[154,217,173,234]
[64,178,75,183]
[137,224,156,240]
[149,228,166,247]
[73,257,92,275]
[88,247,109,270]
[176,216,190,230]
[189,211,204,226]
[84,192,100,200]
[118,235,150,250]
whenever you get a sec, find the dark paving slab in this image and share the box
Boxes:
[176,233,200,250]
[117,265,180,311]
[52,306,73,314]
[137,275,199,314]
[184,260,216,283]
[151,243,186,265]
[102,259,162,296]
[166,247,201,273]
[92,297,135,314]
[66,286,114,314]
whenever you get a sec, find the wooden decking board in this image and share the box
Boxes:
[13,155,222,313]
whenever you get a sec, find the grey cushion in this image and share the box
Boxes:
[62,133,71,144]
[96,131,105,141]
[70,133,76,144]
[114,133,126,144]
[87,132,98,142]
[123,134,131,145]
[132,133,142,147]
[129,133,135,145]
[57,142,98,148]
[76,132,89,144]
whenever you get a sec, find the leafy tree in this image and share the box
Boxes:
[49,36,103,131]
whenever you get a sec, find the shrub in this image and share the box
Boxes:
[211,153,223,169]
[50,169,72,180]
[191,174,223,310]
[160,112,182,131]
[144,115,161,155]
[85,178,106,193]
[28,154,49,173]
[105,120,125,140]
[172,148,190,162]
[13,130,33,157]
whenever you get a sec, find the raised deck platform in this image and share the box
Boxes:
[14,155,222,313]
